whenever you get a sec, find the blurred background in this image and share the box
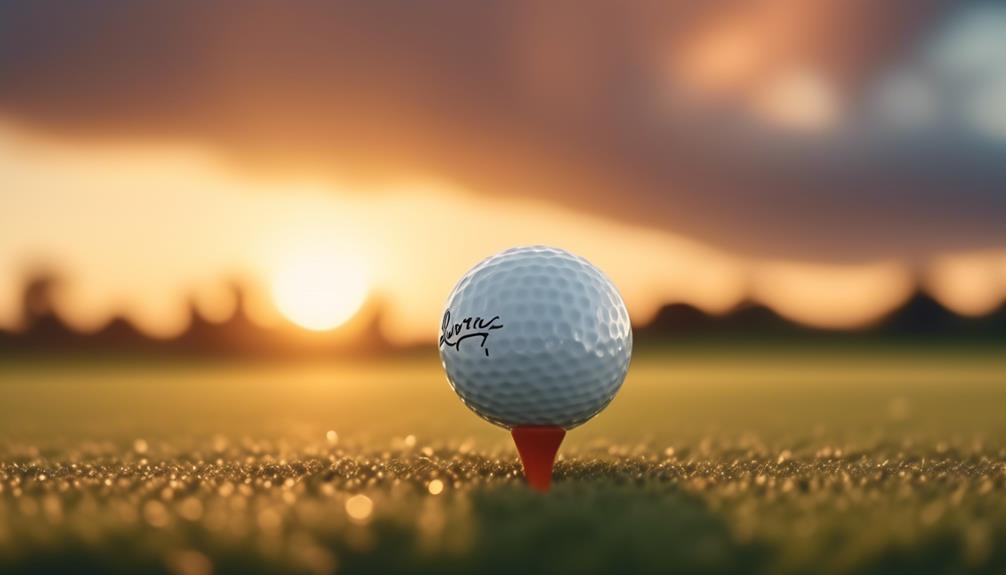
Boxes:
[2,0,1006,354]
[2,0,1006,447]
[3,0,1006,443]
[0,1,1001,355]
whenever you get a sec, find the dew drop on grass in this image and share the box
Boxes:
[345,494,373,522]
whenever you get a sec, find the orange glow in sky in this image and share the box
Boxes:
[925,252,1006,317]
[1,122,1004,341]
[750,260,914,329]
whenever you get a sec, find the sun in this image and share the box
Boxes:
[271,248,369,331]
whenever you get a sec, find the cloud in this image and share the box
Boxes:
[1,0,1003,261]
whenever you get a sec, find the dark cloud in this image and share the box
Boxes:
[1,0,1002,261]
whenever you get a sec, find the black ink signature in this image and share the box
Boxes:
[439,310,503,357]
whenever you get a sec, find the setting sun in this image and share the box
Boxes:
[271,248,369,331]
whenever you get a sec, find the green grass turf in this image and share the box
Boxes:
[0,345,1005,574]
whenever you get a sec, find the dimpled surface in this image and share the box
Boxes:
[438,246,632,429]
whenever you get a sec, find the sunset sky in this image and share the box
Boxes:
[2,1,1006,342]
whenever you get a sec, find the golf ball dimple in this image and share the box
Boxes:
[438,246,632,429]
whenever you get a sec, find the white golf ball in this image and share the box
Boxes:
[438,245,632,429]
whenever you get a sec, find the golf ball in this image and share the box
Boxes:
[438,246,632,429]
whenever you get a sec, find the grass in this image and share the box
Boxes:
[0,345,1005,574]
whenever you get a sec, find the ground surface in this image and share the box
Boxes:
[1,345,1005,574]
